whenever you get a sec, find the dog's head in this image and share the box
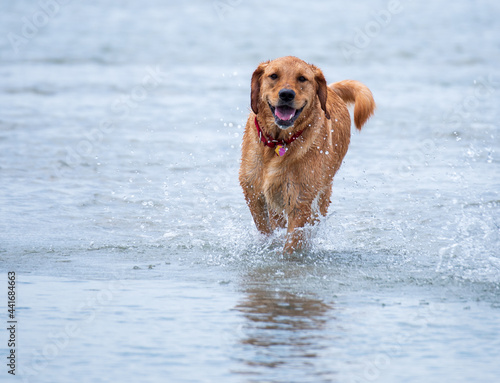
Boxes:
[251,56,330,129]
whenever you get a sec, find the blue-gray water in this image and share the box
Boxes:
[1,1,499,382]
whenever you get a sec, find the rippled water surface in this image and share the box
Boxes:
[1,1,499,382]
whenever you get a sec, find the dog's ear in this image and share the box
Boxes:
[251,62,268,115]
[312,65,330,120]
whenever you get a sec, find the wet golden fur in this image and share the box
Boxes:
[239,56,375,253]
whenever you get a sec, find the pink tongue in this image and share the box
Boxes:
[275,106,296,121]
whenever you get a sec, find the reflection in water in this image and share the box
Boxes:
[233,266,337,380]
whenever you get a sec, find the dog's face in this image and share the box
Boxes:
[251,56,330,129]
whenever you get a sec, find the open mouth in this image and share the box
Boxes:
[268,102,306,128]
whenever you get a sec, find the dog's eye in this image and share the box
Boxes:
[298,76,307,82]
[269,74,278,80]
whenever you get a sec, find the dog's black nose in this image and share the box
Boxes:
[279,89,295,102]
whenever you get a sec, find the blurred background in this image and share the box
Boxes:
[0,1,499,382]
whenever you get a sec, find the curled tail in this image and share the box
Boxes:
[329,80,375,130]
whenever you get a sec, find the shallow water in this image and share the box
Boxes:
[1,0,500,382]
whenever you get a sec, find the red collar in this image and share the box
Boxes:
[254,117,303,149]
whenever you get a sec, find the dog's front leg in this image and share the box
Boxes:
[283,205,313,254]
[244,191,272,235]
[269,209,286,231]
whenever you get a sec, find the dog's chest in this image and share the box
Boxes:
[261,160,296,211]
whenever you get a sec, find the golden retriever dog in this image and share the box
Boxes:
[239,56,375,254]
